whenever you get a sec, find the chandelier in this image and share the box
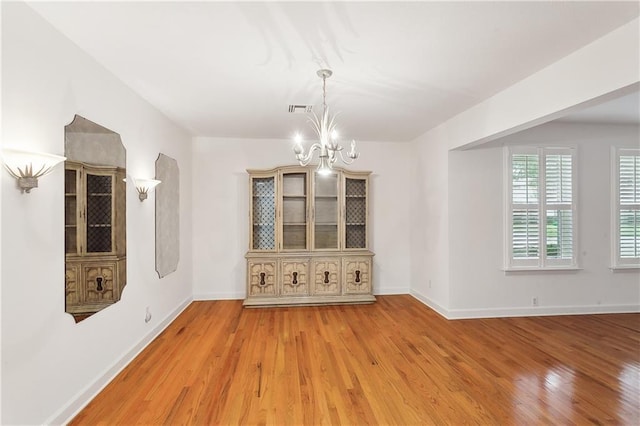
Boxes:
[293,69,359,175]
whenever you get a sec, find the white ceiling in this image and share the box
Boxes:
[28,1,639,142]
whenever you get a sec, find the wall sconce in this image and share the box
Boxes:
[133,178,161,202]
[2,148,66,193]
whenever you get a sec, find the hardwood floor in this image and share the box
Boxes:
[70,295,640,425]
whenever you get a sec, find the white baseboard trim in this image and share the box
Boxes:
[445,303,640,319]
[47,296,193,426]
[409,289,451,318]
[410,289,640,320]
[193,291,244,300]
[193,289,410,300]
[374,287,410,295]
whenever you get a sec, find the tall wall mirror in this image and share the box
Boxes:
[155,153,179,278]
[64,115,126,322]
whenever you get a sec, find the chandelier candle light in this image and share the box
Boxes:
[293,69,359,175]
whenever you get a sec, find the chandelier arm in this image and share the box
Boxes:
[296,143,322,166]
[327,111,339,132]
[308,114,322,137]
[336,150,356,165]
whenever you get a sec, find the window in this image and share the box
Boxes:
[506,147,577,269]
[612,148,640,268]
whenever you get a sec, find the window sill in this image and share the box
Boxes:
[503,266,582,274]
[609,265,640,271]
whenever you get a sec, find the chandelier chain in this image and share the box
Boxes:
[322,74,327,115]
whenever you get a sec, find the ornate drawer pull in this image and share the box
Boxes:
[96,276,104,291]
[259,272,266,286]
[323,271,330,284]
[292,271,298,285]
[355,270,361,283]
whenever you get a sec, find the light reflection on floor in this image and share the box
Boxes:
[618,363,640,419]
[513,366,576,423]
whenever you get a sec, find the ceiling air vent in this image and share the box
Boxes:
[288,104,313,113]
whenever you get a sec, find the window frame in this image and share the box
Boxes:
[611,147,640,269]
[504,146,578,271]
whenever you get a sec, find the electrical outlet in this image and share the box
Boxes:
[429,279,432,288]
[145,307,152,323]
[532,297,539,307]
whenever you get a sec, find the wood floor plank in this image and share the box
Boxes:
[70,296,640,425]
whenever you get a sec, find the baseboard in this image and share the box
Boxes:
[46,296,193,426]
[445,303,640,319]
[193,291,244,300]
[374,287,410,295]
[409,289,451,318]
[194,289,409,300]
[410,289,640,320]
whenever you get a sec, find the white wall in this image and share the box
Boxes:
[1,3,193,424]
[192,137,412,299]
[409,132,451,315]
[448,122,640,318]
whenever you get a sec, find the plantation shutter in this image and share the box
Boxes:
[545,153,573,260]
[619,154,640,259]
[511,153,539,259]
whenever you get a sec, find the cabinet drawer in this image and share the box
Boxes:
[248,260,277,296]
[281,260,309,296]
[343,258,372,294]
[311,259,341,295]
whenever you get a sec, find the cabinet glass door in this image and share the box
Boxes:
[251,176,276,250]
[345,177,367,249]
[86,173,114,253]
[314,172,339,249]
[282,172,307,250]
[65,167,79,254]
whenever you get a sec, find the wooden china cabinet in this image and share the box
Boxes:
[244,165,375,307]
[64,160,126,320]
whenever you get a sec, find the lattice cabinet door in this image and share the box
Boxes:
[85,171,116,254]
[250,174,277,251]
[343,257,372,294]
[343,174,368,250]
[311,259,341,295]
[248,260,277,296]
[281,259,309,296]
